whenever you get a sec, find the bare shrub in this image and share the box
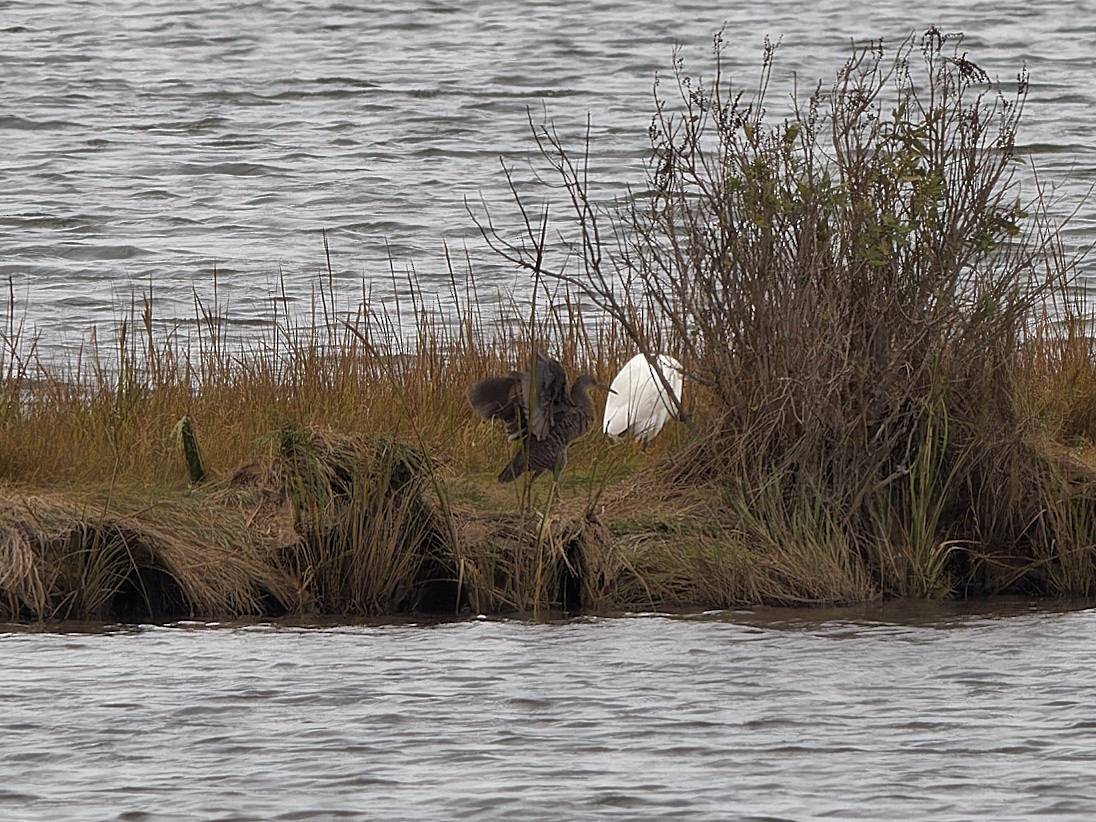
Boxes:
[481,29,1080,597]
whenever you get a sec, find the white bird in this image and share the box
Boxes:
[603,354,684,445]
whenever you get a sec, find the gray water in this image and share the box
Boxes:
[4,603,1096,820]
[6,9,1096,818]
[2,0,1095,360]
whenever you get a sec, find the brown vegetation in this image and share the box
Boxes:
[2,30,1096,623]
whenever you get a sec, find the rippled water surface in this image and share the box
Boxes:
[1,1,1095,358]
[4,603,1096,820]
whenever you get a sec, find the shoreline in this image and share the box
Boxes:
[3,426,1095,624]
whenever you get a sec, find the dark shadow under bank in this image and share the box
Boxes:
[86,563,1096,626]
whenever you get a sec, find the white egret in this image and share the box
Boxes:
[603,354,684,445]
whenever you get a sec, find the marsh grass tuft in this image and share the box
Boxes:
[278,428,448,614]
[0,487,296,620]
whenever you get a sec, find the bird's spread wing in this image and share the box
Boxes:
[524,353,569,440]
[468,372,528,440]
[469,353,572,445]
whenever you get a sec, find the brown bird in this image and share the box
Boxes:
[468,353,610,485]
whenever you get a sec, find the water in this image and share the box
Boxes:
[1,1,1094,360]
[4,602,1096,820]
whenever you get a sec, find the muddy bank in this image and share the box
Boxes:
[3,428,1095,623]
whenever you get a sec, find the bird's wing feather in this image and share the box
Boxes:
[468,373,528,439]
[525,353,569,440]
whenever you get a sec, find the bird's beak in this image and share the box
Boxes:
[601,383,616,394]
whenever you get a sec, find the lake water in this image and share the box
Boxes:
[1,0,1095,361]
[4,602,1096,820]
[5,8,1095,818]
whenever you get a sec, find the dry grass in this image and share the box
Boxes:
[0,261,672,492]
[3,31,1096,622]
[0,262,691,620]
[0,484,296,620]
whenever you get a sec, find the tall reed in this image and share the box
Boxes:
[0,252,650,492]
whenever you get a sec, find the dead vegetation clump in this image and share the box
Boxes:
[0,486,295,621]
